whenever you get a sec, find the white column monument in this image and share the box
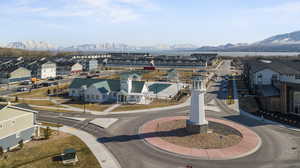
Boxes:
[186,75,208,134]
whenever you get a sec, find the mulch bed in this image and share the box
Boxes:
[156,120,242,149]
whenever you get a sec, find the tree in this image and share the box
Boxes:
[18,140,24,149]
[44,127,51,139]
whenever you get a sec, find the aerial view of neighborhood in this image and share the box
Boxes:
[0,0,300,168]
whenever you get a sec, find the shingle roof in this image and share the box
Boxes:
[247,60,300,75]
[131,81,145,93]
[149,83,172,94]
[69,78,107,89]
[69,78,144,93]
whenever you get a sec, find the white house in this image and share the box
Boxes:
[69,73,150,104]
[68,72,183,105]
[71,63,83,74]
[27,60,56,79]
[40,61,56,79]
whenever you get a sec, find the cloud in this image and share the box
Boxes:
[6,0,158,23]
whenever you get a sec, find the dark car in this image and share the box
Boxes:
[17,87,29,92]
[55,76,63,80]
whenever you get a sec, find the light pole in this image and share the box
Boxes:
[81,85,87,113]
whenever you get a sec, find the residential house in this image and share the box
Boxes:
[244,59,300,116]
[28,61,56,79]
[0,67,31,84]
[69,72,150,104]
[0,104,38,152]
[71,63,83,74]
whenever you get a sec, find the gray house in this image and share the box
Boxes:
[0,104,38,152]
[0,67,31,84]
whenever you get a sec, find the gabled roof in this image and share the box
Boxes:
[69,78,106,89]
[70,78,146,94]
[247,60,300,75]
[148,83,172,94]
[0,104,38,122]
[131,81,145,93]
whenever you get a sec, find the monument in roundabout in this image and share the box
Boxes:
[139,75,261,160]
[186,75,208,134]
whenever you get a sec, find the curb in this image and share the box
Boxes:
[139,116,262,160]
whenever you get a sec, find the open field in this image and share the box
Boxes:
[12,83,69,99]
[142,70,166,81]
[0,129,100,168]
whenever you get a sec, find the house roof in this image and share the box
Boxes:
[132,81,145,93]
[247,60,300,75]
[0,105,37,122]
[149,83,172,94]
[69,78,145,94]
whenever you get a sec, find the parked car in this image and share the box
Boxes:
[17,87,29,92]
[20,81,32,85]
[55,76,63,80]
[48,78,55,81]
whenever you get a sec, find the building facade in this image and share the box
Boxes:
[0,67,31,84]
[0,105,38,151]
[244,59,300,116]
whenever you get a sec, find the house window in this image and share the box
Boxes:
[295,75,300,80]
[96,95,100,99]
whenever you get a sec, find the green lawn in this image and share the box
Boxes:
[0,130,101,168]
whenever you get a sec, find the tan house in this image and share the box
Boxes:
[0,104,38,151]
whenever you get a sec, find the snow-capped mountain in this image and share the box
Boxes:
[6,41,57,50]
[256,31,300,45]
[5,41,199,51]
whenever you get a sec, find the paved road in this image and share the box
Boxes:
[26,61,300,167]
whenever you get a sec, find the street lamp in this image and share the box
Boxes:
[81,85,87,113]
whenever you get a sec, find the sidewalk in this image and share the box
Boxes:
[30,97,191,115]
[59,126,122,168]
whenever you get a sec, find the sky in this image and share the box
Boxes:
[1,0,300,47]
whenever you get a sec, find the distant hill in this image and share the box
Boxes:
[196,31,300,52]
[256,31,300,45]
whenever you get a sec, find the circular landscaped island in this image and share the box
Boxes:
[157,119,242,149]
[139,116,261,160]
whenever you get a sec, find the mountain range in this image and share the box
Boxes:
[4,31,300,52]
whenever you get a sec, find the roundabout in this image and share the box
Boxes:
[140,116,261,160]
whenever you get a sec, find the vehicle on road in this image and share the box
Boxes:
[17,87,29,92]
